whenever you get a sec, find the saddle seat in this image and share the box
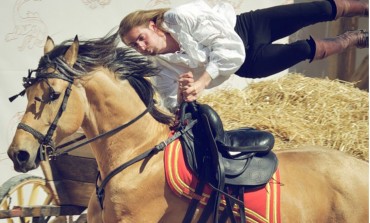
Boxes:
[200,104,273,154]
[195,103,277,186]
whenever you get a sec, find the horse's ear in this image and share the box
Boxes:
[44,36,55,54]
[64,35,79,67]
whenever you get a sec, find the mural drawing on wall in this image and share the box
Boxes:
[146,0,172,7]
[82,0,111,9]
[5,0,47,51]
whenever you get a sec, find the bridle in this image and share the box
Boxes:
[10,69,74,161]
[9,69,154,161]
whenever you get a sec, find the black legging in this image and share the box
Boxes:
[234,0,335,78]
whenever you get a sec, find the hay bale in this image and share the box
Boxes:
[198,73,369,161]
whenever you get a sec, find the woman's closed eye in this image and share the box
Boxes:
[130,35,145,49]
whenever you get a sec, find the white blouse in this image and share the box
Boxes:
[151,0,245,111]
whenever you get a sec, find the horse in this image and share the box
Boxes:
[7,35,369,223]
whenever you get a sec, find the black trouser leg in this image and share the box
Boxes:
[238,40,314,77]
[234,1,334,78]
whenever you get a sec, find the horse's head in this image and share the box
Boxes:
[8,32,174,173]
[7,36,85,172]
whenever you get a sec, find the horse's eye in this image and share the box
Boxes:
[34,96,44,103]
[34,92,60,103]
[50,92,61,101]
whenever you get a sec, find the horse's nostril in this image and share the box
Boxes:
[16,150,30,163]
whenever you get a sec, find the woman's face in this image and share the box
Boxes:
[123,21,167,55]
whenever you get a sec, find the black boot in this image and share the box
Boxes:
[333,0,368,19]
[313,30,368,61]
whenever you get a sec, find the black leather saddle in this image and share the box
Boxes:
[176,102,278,223]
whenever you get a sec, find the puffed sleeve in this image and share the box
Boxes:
[165,6,245,80]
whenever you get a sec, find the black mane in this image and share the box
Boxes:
[38,31,173,125]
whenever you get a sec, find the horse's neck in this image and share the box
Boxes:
[80,71,170,177]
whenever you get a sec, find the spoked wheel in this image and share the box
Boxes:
[0,174,65,223]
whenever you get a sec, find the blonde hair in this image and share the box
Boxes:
[119,8,170,43]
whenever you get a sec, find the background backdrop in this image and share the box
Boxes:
[1,0,367,186]
[0,0,293,184]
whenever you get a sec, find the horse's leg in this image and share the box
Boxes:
[278,148,369,222]
[87,192,103,223]
[92,154,192,223]
[158,185,205,223]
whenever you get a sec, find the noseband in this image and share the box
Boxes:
[10,69,74,161]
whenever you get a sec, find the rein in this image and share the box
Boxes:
[51,104,153,157]
[95,119,197,209]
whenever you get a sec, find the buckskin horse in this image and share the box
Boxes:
[7,35,369,223]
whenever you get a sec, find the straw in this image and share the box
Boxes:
[199,73,369,161]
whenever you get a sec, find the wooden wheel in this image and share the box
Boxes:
[0,174,57,223]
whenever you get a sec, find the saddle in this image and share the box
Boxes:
[176,102,278,223]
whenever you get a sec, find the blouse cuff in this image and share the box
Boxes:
[206,61,219,79]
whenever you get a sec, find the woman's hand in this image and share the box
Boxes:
[178,71,212,102]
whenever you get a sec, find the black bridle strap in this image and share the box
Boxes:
[17,122,45,142]
[16,82,74,161]
[13,70,75,160]
[16,83,72,145]
[10,70,74,102]
[43,82,73,144]
[95,119,198,209]
[54,134,87,150]
[52,103,154,156]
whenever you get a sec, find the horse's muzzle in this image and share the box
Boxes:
[8,148,39,173]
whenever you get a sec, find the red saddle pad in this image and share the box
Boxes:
[164,134,281,223]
